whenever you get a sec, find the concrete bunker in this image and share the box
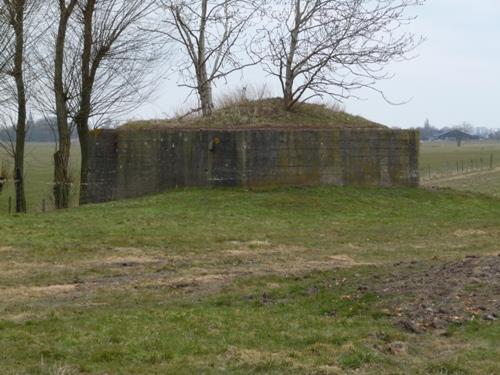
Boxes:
[86,126,419,203]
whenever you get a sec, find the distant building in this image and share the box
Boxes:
[437,130,480,146]
[489,130,500,141]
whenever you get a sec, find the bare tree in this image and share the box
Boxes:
[158,0,262,117]
[454,122,474,147]
[0,0,40,212]
[52,0,79,209]
[34,0,160,207]
[74,0,160,205]
[259,0,424,110]
[34,0,86,208]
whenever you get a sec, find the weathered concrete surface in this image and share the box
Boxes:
[87,128,419,203]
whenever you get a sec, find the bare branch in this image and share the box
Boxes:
[257,0,425,109]
[157,0,264,116]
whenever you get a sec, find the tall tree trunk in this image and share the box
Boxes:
[198,67,213,117]
[13,0,27,213]
[53,149,70,208]
[197,0,213,117]
[14,129,26,213]
[283,74,294,110]
[53,3,76,209]
[283,0,301,110]
[76,117,90,205]
[76,0,96,206]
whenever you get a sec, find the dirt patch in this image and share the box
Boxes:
[327,255,365,267]
[372,255,500,332]
[3,312,39,323]
[222,346,314,373]
[224,242,367,266]
[112,246,154,255]
[1,283,77,299]
[0,261,73,279]
[453,229,487,238]
[227,240,272,248]
[92,248,368,297]
[88,256,164,268]
[0,241,370,311]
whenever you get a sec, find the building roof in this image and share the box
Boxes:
[437,130,479,140]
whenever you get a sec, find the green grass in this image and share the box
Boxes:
[1,139,500,374]
[420,140,500,197]
[428,169,500,197]
[420,141,500,175]
[1,187,499,374]
[0,143,80,213]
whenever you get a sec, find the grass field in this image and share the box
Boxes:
[0,141,499,374]
[429,169,500,197]
[0,143,80,213]
[420,141,500,197]
[1,187,500,374]
[420,141,500,177]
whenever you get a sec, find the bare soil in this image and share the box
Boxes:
[372,255,500,332]
[0,242,372,315]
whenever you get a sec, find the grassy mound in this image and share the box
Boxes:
[122,98,386,130]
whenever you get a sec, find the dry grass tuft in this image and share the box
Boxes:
[40,363,81,375]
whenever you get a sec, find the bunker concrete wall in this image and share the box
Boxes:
[87,128,419,203]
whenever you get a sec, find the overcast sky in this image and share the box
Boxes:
[130,0,500,129]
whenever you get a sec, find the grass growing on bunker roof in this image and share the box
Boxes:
[120,98,386,130]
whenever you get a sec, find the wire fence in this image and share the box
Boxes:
[0,179,81,214]
[1,143,81,215]
[420,153,495,182]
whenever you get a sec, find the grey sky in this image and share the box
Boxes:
[131,0,500,129]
